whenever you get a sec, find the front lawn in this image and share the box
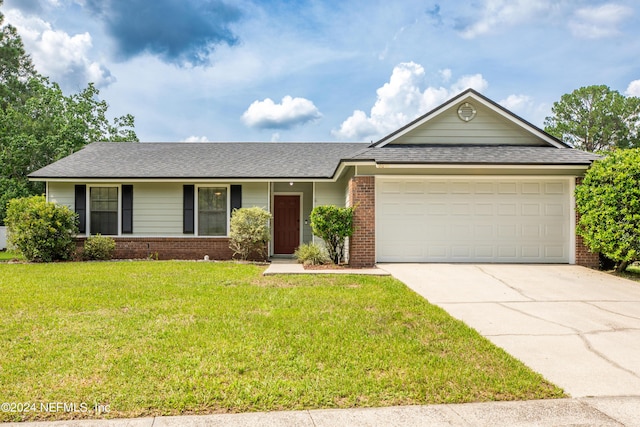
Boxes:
[0,261,563,421]
[0,250,23,262]
[615,263,640,282]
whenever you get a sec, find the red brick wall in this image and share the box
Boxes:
[75,237,266,261]
[348,176,376,268]
[574,177,599,268]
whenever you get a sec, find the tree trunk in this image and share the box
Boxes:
[615,260,630,273]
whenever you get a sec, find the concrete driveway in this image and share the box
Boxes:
[380,264,640,398]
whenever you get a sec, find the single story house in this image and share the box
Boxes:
[29,89,599,267]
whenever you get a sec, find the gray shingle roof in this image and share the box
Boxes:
[29,142,370,179]
[29,142,597,180]
[351,145,599,165]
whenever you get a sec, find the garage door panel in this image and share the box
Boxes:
[451,246,472,258]
[498,203,517,216]
[545,246,565,258]
[522,246,541,258]
[522,182,541,194]
[427,203,448,215]
[545,204,564,216]
[475,203,493,215]
[452,203,471,215]
[376,178,570,263]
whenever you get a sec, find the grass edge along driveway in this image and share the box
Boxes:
[0,261,563,421]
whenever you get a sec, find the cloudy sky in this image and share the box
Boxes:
[4,0,640,142]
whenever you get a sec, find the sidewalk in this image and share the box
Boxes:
[3,397,639,427]
[263,260,389,276]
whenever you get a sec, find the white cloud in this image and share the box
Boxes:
[242,96,322,129]
[439,68,452,82]
[569,4,632,39]
[182,136,210,142]
[5,9,114,89]
[333,62,488,141]
[499,94,532,111]
[458,0,554,39]
[625,80,640,97]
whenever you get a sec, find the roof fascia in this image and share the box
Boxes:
[374,163,589,170]
[372,89,568,149]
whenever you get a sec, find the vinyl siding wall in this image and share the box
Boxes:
[392,102,546,146]
[242,182,269,209]
[133,183,183,235]
[47,181,271,237]
[48,182,75,210]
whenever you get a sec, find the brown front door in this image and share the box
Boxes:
[274,195,300,254]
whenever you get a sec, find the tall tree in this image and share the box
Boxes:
[0,1,138,222]
[544,85,640,152]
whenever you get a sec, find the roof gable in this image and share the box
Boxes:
[372,89,567,148]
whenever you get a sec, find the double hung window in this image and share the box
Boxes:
[90,187,118,235]
[198,187,227,236]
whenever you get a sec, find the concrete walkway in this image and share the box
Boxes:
[380,264,640,398]
[263,261,389,276]
[3,397,640,427]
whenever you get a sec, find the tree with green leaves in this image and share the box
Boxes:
[575,148,640,272]
[0,1,138,222]
[544,85,640,152]
[310,205,354,264]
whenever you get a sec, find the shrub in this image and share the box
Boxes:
[5,195,78,262]
[83,234,116,260]
[309,205,354,264]
[294,242,330,265]
[229,207,272,260]
[575,148,640,272]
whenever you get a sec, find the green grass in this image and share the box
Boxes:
[0,250,23,262]
[0,261,563,421]
[616,263,640,282]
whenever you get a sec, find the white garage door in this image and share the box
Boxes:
[376,178,571,263]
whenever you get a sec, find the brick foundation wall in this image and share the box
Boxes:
[75,237,266,261]
[574,177,599,268]
[348,176,376,268]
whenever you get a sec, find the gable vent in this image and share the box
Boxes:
[457,102,477,122]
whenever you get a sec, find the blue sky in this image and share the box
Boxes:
[4,0,640,142]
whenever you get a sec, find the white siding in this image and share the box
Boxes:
[0,226,6,250]
[132,183,183,235]
[315,182,346,207]
[48,182,75,210]
[390,102,546,146]
[240,182,269,208]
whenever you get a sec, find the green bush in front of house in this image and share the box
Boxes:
[575,148,640,272]
[229,207,272,260]
[5,195,78,262]
[294,242,330,265]
[310,205,354,264]
[83,234,116,261]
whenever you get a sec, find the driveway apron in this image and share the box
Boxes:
[380,264,640,398]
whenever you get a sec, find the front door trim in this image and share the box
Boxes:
[272,192,303,255]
